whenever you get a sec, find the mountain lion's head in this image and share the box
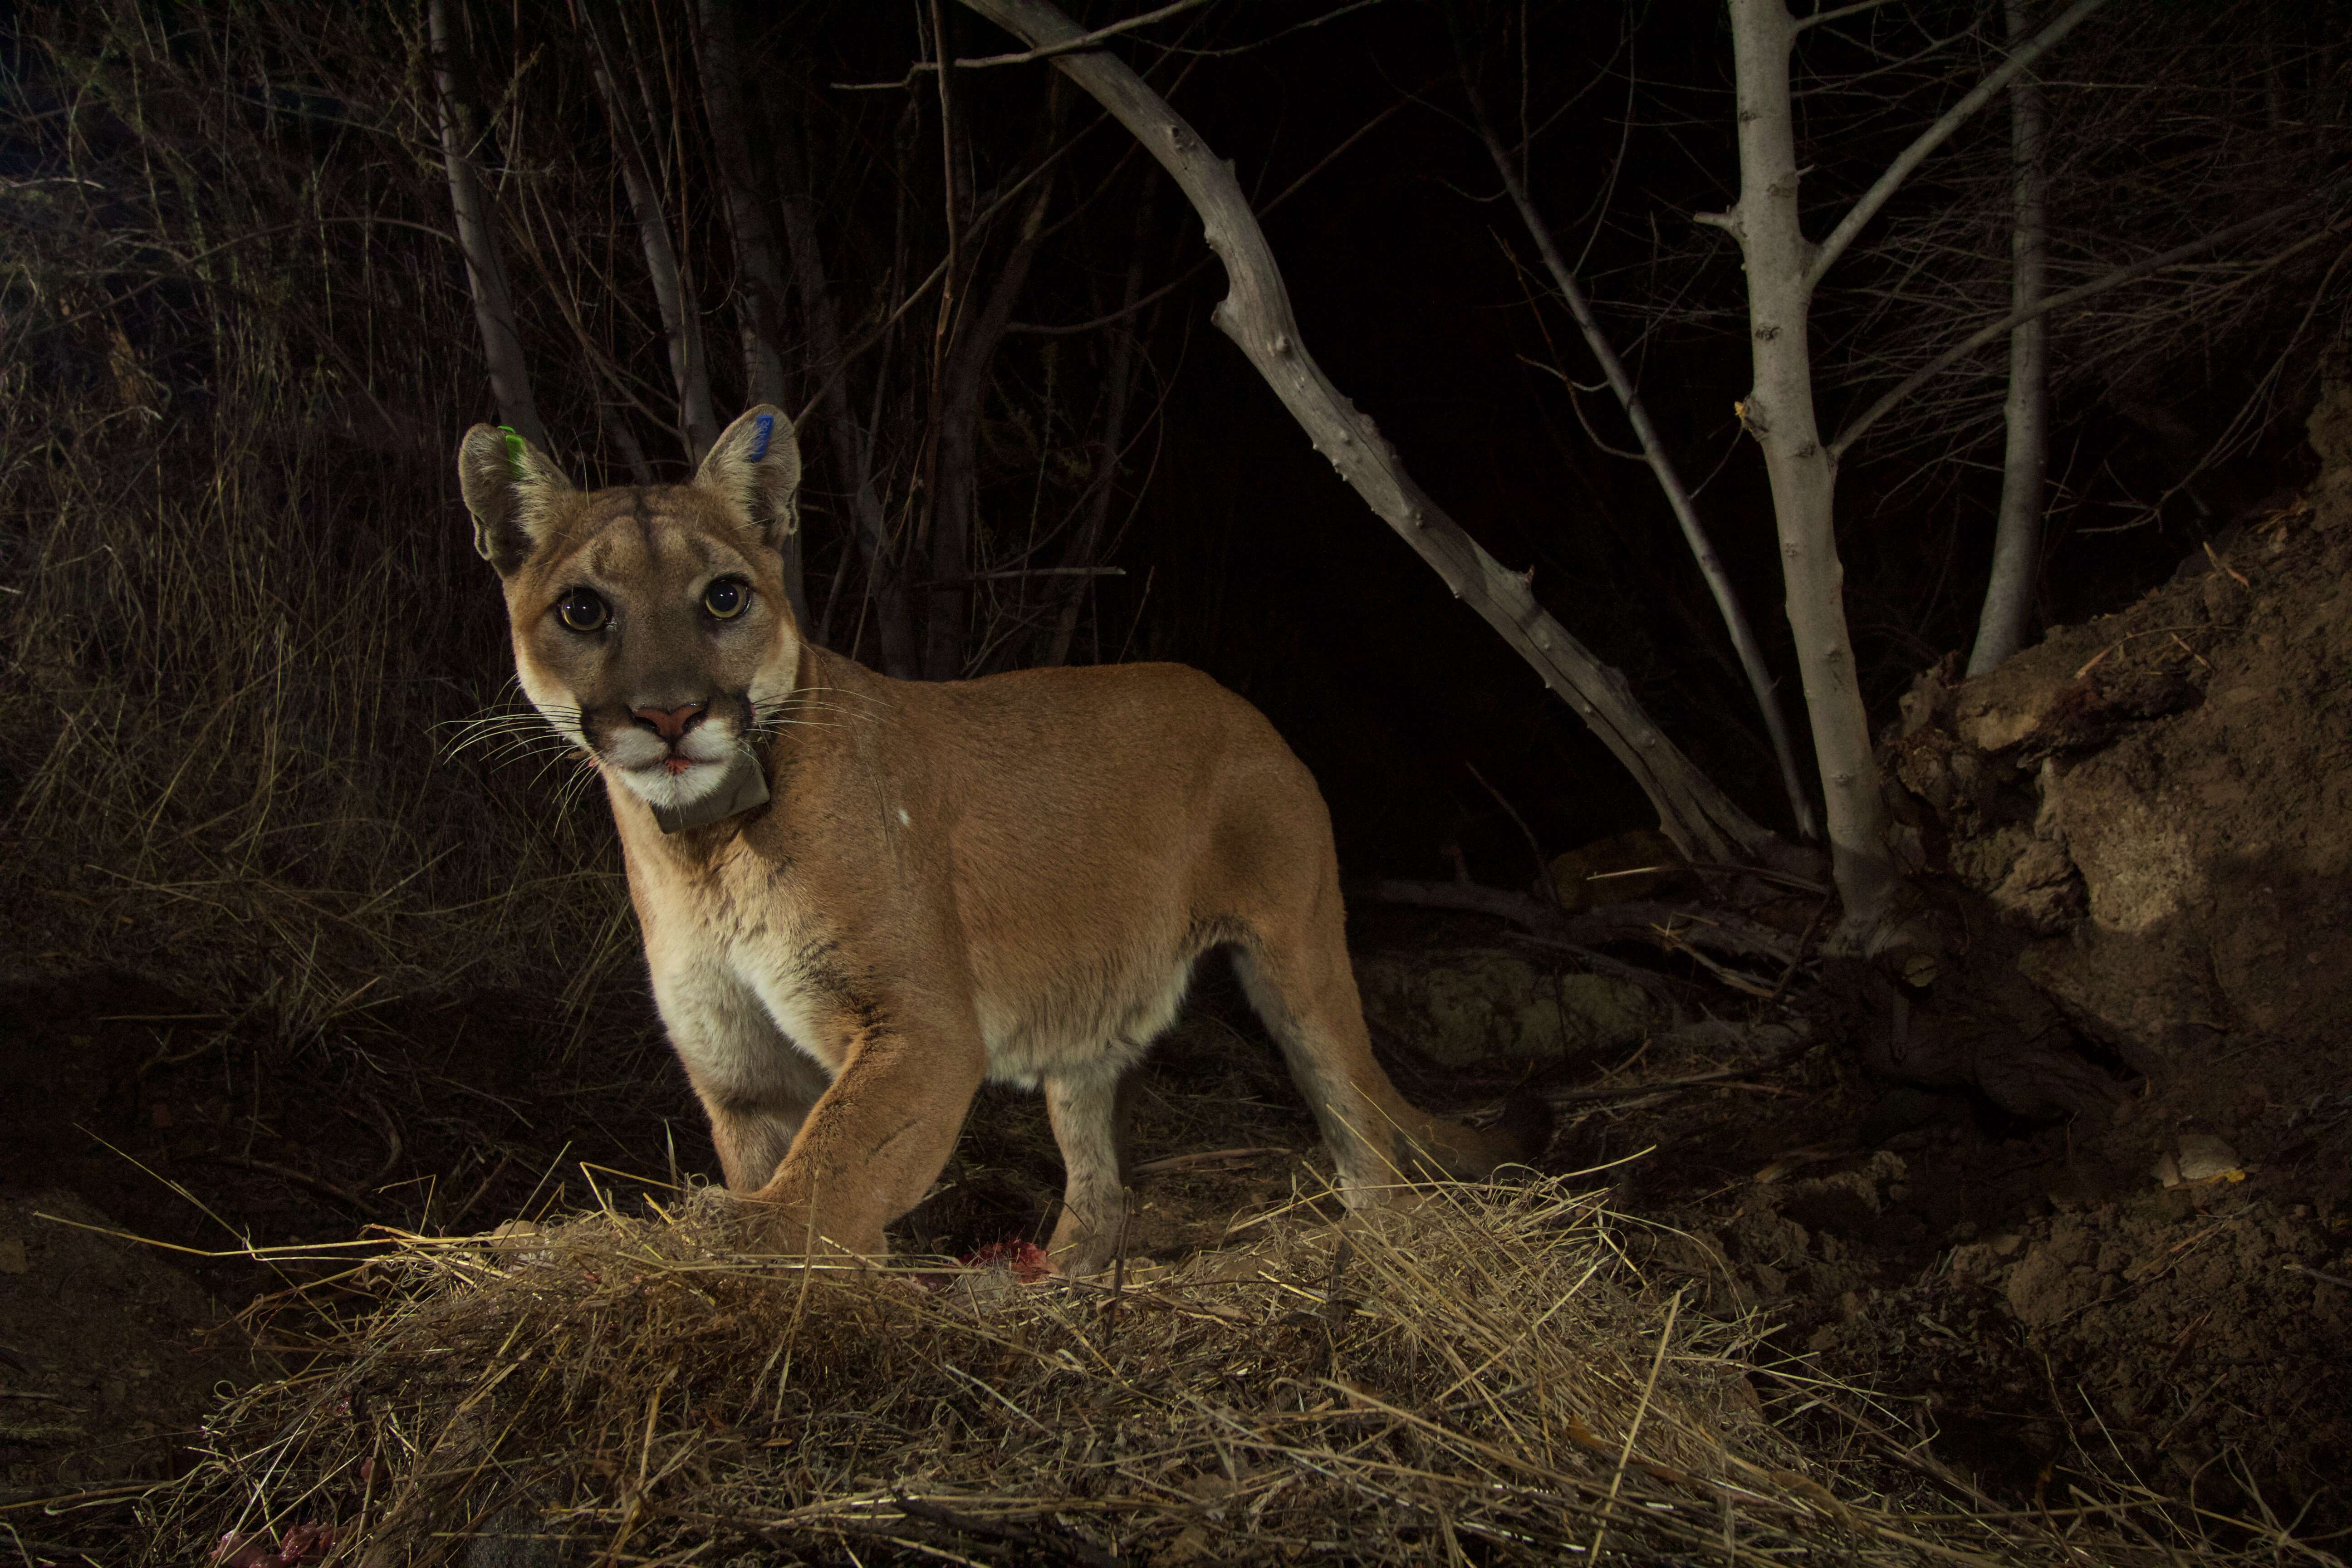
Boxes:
[456,406,804,820]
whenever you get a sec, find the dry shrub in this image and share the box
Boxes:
[137,1178,2278,1568]
[0,366,636,1027]
[0,6,637,1028]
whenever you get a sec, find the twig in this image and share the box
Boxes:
[1592,1287,1683,1558]
[1767,896,1833,1004]
[838,0,1216,87]
[2284,1262,2352,1291]
[1547,1067,1773,1103]
[2073,624,2199,680]
[891,1495,1118,1568]
[1465,761,1553,900]
[1127,1147,1290,1177]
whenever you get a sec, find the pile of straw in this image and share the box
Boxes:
[147,1180,2229,1566]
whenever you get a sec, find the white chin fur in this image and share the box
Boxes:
[612,757,731,810]
[595,725,741,810]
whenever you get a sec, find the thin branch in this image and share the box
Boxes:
[953,0,1215,65]
[1793,0,1908,33]
[1463,65,1818,840]
[837,0,1217,88]
[1832,195,2328,458]
[1804,0,2110,293]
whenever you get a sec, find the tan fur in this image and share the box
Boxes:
[456,406,1540,1271]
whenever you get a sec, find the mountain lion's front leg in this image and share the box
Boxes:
[740,1000,988,1259]
[657,963,832,1192]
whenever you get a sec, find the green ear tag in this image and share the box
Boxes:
[498,426,527,477]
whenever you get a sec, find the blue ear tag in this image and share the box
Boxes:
[748,412,774,463]
[498,425,527,477]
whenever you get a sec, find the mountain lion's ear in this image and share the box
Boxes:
[457,424,573,576]
[695,405,802,547]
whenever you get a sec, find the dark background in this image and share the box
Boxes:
[0,0,2340,1017]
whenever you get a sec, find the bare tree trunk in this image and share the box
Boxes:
[1967,0,2051,676]
[426,0,545,452]
[694,0,805,625]
[584,16,720,466]
[1706,0,1898,941]
[1464,80,1818,843]
[1697,0,2102,940]
[1046,196,1153,668]
[773,117,921,677]
[926,178,1056,680]
[957,0,1783,866]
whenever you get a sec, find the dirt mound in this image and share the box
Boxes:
[1893,514,2352,1074]
[1978,1196,2345,1487]
[1823,373,2352,1524]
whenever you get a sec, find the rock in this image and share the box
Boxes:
[2158,1133,2246,1187]
[2202,568,2250,626]
[1355,950,1650,1066]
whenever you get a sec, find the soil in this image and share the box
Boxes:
[9,402,2352,1560]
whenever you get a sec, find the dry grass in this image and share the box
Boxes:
[0,8,641,1032]
[129,1177,2312,1568]
[0,375,641,1030]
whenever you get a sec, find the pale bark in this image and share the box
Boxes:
[426,0,545,451]
[1967,0,2051,676]
[1465,84,1818,843]
[695,0,805,626]
[584,16,720,465]
[957,0,1781,865]
[1707,0,2109,944]
[1709,0,1897,939]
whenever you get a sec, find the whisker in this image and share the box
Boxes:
[437,702,585,764]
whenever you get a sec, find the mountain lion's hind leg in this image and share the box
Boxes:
[1233,900,1535,1207]
[1230,941,1410,1201]
[1044,1061,1140,1275]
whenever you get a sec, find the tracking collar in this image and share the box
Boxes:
[652,751,772,834]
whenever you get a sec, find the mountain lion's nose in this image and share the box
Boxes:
[630,702,707,741]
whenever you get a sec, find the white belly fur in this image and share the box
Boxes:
[647,875,1203,1100]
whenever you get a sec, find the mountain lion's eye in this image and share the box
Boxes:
[703,578,749,620]
[556,588,609,633]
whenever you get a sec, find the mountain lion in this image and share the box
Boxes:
[456,405,1544,1272]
